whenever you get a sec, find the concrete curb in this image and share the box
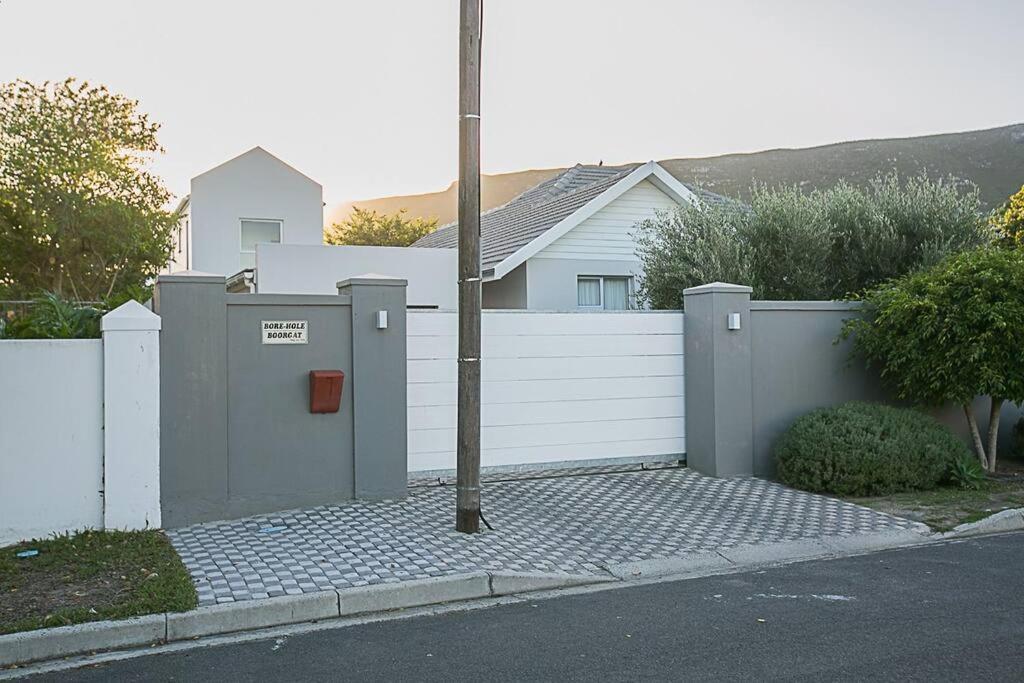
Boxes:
[602,529,933,581]
[605,551,733,580]
[940,508,1024,539]
[0,522,979,669]
[0,572,610,668]
[0,615,165,668]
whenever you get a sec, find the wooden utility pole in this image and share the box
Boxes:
[456,0,482,533]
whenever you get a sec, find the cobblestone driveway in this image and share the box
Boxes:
[167,465,924,606]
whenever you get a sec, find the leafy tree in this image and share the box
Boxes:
[0,78,176,301]
[634,201,752,309]
[636,172,990,305]
[990,184,1024,247]
[841,248,1024,472]
[325,207,438,247]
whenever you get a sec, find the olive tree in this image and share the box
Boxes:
[841,248,1024,471]
[634,201,752,309]
[636,172,990,306]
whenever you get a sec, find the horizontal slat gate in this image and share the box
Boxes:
[407,310,685,472]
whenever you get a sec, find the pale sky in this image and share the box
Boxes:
[2,0,1021,208]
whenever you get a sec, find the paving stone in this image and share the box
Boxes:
[168,466,920,606]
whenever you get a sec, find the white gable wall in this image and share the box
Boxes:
[188,149,324,276]
[525,179,679,310]
[532,179,678,262]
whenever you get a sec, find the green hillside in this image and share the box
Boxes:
[328,123,1024,226]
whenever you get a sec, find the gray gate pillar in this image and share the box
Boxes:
[152,271,229,526]
[338,276,409,499]
[683,282,754,477]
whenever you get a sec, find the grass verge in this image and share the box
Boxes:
[847,479,1024,532]
[0,529,197,636]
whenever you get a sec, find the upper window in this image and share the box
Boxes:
[577,276,632,310]
[240,219,281,269]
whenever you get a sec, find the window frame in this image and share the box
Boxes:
[239,218,283,268]
[577,275,633,310]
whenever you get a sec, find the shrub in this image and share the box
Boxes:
[775,402,970,496]
[0,292,102,339]
[948,453,987,490]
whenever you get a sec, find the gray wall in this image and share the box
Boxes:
[525,258,640,310]
[684,286,1023,479]
[482,262,528,309]
[155,273,408,527]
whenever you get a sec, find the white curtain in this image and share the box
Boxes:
[603,278,629,310]
[577,278,602,307]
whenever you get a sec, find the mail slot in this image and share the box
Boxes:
[309,370,344,414]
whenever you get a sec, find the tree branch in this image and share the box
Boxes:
[964,403,989,469]
[986,397,1002,473]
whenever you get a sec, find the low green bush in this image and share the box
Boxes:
[775,401,971,496]
[948,453,986,491]
[0,292,102,339]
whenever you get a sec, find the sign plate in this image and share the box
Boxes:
[262,320,308,344]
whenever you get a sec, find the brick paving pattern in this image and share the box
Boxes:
[167,466,924,606]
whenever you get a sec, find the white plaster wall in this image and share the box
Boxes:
[189,148,323,276]
[407,310,685,472]
[0,340,104,545]
[256,243,458,308]
[102,303,162,531]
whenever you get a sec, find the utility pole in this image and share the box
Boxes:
[456,0,482,533]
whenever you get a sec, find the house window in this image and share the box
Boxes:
[240,219,281,269]
[577,276,632,310]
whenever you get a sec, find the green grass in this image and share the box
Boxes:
[0,529,197,636]
[846,479,1024,532]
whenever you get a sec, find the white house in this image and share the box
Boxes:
[166,147,324,276]
[413,161,718,310]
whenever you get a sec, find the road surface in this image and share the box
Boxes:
[22,532,1024,682]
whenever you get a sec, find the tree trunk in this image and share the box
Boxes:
[963,403,989,470]
[986,397,1002,473]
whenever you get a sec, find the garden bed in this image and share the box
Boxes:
[846,461,1024,532]
[0,530,196,636]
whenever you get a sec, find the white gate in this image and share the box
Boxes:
[407,310,685,472]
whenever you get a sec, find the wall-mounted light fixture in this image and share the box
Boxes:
[727,312,741,331]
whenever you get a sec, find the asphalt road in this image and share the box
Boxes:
[23,532,1024,682]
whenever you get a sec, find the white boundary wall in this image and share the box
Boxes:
[407,310,685,472]
[0,302,161,546]
[256,243,457,308]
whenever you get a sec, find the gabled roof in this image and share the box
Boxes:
[192,146,322,189]
[412,161,718,280]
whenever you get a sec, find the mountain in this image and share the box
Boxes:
[327,123,1024,226]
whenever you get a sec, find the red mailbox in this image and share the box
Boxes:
[309,370,344,414]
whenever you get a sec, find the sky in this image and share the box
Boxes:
[1,0,1021,208]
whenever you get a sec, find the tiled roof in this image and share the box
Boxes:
[413,165,636,268]
[412,163,733,269]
